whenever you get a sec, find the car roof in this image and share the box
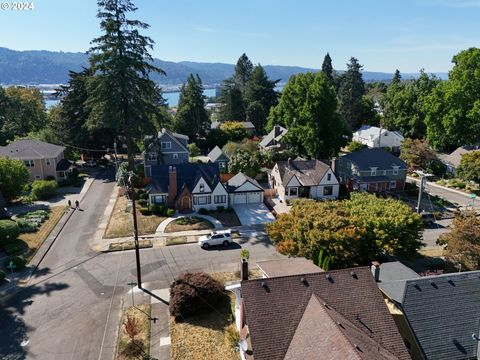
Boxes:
[212,229,231,234]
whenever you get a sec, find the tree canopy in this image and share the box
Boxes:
[338,57,365,130]
[227,149,261,178]
[400,138,438,171]
[321,53,334,83]
[266,193,423,269]
[457,150,480,183]
[0,158,29,201]
[267,71,348,159]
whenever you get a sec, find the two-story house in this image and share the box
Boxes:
[207,146,229,169]
[143,128,189,177]
[259,125,287,151]
[269,159,339,202]
[336,148,407,192]
[0,139,69,181]
[353,125,404,151]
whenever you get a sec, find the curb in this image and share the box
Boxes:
[407,176,475,199]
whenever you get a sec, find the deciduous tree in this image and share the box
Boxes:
[400,138,438,171]
[0,158,29,200]
[457,150,480,183]
[227,149,261,178]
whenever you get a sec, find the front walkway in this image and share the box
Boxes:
[155,213,222,233]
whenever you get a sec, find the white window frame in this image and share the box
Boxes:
[152,195,166,204]
[161,142,171,150]
[327,173,331,181]
[46,158,51,166]
[24,160,34,167]
[214,195,226,204]
[389,181,397,190]
[195,195,210,205]
[370,167,377,176]
[199,184,205,193]
[147,152,157,161]
[323,185,333,196]
[289,187,298,196]
[172,153,178,159]
[392,167,399,175]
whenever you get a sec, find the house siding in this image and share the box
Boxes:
[192,182,228,211]
[144,132,189,170]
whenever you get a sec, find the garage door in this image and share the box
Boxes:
[233,193,247,204]
[247,192,262,204]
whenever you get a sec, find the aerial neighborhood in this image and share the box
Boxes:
[1,1,480,360]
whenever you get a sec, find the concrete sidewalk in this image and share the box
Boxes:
[155,213,222,233]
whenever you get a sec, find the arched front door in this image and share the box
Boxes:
[182,196,190,210]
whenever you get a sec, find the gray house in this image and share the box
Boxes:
[336,148,407,192]
[143,128,189,177]
[439,145,480,174]
[207,146,229,169]
[259,125,288,151]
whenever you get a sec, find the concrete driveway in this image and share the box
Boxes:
[233,203,276,225]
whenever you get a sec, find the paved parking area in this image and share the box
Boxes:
[232,203,276,225]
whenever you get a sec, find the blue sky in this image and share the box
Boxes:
[0,0,479,72]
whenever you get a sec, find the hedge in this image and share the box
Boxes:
[0,220,20,245]
[31,179,58,200]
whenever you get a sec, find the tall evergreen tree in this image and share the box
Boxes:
[244,64,278,133]
[87,0,164,169]
[321,53,334,83]
[218,79,245,121]
[233,53,253,92]
[174,74,209,141]
[338,57,365,130]
[392,69,402,85]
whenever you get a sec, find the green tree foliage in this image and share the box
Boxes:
[338,57,365,130]
[457,150,480,183]
[219,122,248,143]
[0,87,47,145]
[266,193,423,269]
[227,149,261,178]
[233,53,253,93]
[321,53,334,83]
[347,140,365,152]
[87,0,164,169]
[383,70,439,139]
[30,180,58,201]
[222,139,259,158]
[0,158,29,200]
[187,143,201,157]
[400,138,438,170]
[174,74,209,142]
[0,220,20,246]
[267,72,348,159]
[218,80,245,121]
[438,211,480,270]
[244,65,278,134]
[424,48,480,150]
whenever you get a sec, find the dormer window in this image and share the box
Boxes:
[392,166,399,175]
[370,167,377,176]
[161,142,171,150]
[199,184,204,192]
[147,152,157,161]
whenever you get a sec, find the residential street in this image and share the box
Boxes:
[0,169,282,360]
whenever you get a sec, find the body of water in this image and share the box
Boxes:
[45,88,218,109]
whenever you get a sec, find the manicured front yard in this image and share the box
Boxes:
[206,210,241,227]
[18,206,68,261]
[116,304,151,360]
[165,216,213,233]
[104,195,167,238]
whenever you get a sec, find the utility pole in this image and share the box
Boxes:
[128,174,142,289]
[416,175,426,214]
[113,140,118,172]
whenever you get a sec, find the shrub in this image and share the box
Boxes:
[2,241,23,255]
[139,207,151,216]
[167,208,175,217]
[0,220,20,245]
[16,219,39,233]
[3,256,27,272]
[139,193,148,200]
[240,249,250,260]
[347,140,364,152]
[150,204,166,215]
[188,143,201,157]
[216,206,225,212]
[31,180,58,200]
[0,270,5,282]
[137,199,148,207]
[226,207,234,213]
[169,272,225,319]
[0,157,30,200]
[198,208,208,215]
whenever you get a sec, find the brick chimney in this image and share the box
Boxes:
[168,166,177,206]
[371,261,380,282]
[274,125,280,137]
[241,259,249,281]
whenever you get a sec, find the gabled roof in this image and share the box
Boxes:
[275,159,334,187]
[145,128,189,153]
[257,258,323,278]
[241,267,411,360]
[386,270,480,360]
[207,146,229,163]
[377,262,422,304]
[56,158,73,172]
[226,172,263,192]
[0,140,65,160]
[353,125,404,141]
[148,163,220,195]
[259,125,287,148]
[441,145,480,168]
[340,149,407,170]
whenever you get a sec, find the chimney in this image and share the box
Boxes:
[371,261,380,282]
[274,125,280,137]
[287,157,292,168]
[331,157,337,174]
[241,259,249,281]
[168,166,177,207]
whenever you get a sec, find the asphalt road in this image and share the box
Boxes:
[0,169,281,360]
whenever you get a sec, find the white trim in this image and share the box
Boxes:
[159,151,188,154]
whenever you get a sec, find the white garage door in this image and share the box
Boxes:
[247,192,262,204]
[233,193,247,204]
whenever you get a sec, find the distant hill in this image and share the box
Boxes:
[0,47,448,87]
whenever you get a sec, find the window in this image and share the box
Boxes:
[145,166,152,177]
[214,195,226,204]
[289,187,298,196]
[161,142,171,150]
[389,181,397,190]
[323,186,333,196]
[383,170,386,175]
[195,195,210,205]
[172,153,178,159]
[199,184,205,192]
[46,158,51,166]
[24,160,34,167]
[370,167,377,176]
[147,152,157,161]
[327,173,331,181]
[152,195,166,204]
[392,166,399,175]
[35,175,41,179]
[219,162,226,168]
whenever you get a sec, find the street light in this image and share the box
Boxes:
[414,170,433,214]
[128,174,143,289]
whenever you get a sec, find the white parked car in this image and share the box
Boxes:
[198,230,233,249]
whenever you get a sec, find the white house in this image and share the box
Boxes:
[352,125,404,150]
[270,159,339,202]
[226,173,264,205]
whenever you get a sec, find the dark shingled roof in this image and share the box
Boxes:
[207,146,228,163]
[276,159,333,187]
[399,271,480,360]
[226,172,263,192]
[56,159,73,172]
[259,125,287,148]
[241,267,411,360]
[148,163,220,194]
[340,148,407,170]
[256,258,323,277]
[0,139,65,160]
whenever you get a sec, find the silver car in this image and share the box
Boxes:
[198,230,232,249]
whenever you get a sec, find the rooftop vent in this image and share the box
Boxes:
[350,271,358,279]
[354,344,363,352]
[323,303,329,309]
[448,279,456,287]
[260,281,270,292]
[336,321,345,329]
[429,280,438,289]
[300,277,309,286]
[325,274,334,283]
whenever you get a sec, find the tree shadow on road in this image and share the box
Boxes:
[0,281,69,360]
